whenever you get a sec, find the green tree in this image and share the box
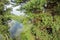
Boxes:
[20,0,60,40]
[0,0,12,40]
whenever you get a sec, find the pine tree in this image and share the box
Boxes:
[20,0,60,40]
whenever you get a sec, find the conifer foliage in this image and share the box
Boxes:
[20,0,60,40]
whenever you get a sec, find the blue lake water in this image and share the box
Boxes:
[9,21,23,38]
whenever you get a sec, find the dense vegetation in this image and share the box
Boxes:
[20,0,60,40]
[0,0,60,40]
[0,0,12,40]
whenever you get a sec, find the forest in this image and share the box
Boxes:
[0,0,60,40]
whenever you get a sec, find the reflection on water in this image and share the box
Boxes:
[4,0,25,16]
[11,5,25,16]
[8,20,23,38]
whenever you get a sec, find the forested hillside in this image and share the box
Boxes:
[0,0,60,40]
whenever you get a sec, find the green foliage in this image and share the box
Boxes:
[15,0,23,3]
[20,0,60,40]
[0,0,60,40]
[0,2,4,11]
[15,0,29,4]
[0,0,12,40]
[21,0,46,13]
